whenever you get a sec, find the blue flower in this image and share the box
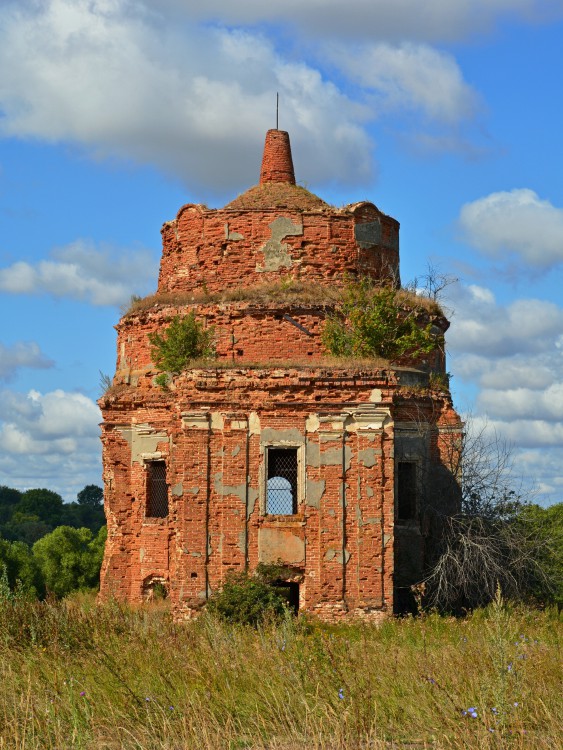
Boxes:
[338,688,344,700]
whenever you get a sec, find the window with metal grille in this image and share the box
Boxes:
[146,461,169,518]
[266,447,298,515]
[397,461,417,521]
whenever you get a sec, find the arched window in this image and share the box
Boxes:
[266,447,298,514]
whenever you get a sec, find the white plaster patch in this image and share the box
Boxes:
[211,412,225,430]
[118,424,169,464]
[249,412,261,435]
[305,414,320,433]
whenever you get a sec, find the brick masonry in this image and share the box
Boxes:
[99,130,462,620]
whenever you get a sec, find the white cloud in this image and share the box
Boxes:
[517,447,563,500]
[0,0,500,193]
[459,189,563,268]
[0,388,102,501]
[481,418,563,447]
[151,0,559,43]
[479,359,555,391]
[0,342,54,382]
[447,283,563,501]
[0,239,157,306]
[0,0,373,193]
[478,384,563,422]
[332,43,479,123]
[447,284,563,357]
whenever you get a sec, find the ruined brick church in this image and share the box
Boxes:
[99,129,461,619]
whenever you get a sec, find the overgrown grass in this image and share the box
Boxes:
[124,281,442,318]
[1,595,559,749]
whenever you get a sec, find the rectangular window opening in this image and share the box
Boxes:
[397,461,417,521]
[266,447,298,515]
[146,460,169,518]
[273,581,300,615]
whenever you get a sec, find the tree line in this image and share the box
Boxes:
[0,468,561,611]
[0,484,106,598]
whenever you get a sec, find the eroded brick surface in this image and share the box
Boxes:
[99,130,462,620]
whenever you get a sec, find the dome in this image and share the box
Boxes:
[224,182,329,211]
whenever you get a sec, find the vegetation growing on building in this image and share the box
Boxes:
[148,311,215,373]
[322,280,439,360]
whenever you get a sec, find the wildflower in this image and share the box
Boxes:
[507,663,513,672]
[514,702,519,707]
[145,697,151,702]
[338,688,344,700]
[491,707,498,714]
[169,706,174,711]
[488,728,495,733]
[80,691,86,697]
[468,707,478,718]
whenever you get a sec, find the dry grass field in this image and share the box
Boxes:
[0,593,560,749]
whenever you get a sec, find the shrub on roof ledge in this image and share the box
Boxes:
[322,280,438,360]
[148,312,215,374]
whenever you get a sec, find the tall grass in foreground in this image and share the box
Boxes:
[0,594,560,749]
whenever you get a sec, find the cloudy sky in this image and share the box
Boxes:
[1,0,562,503]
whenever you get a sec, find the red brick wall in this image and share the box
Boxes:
[100,128,461,620]
[100,367,460,619]
[157,203,399,296]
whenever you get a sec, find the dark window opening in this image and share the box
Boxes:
[393,586,418,616]
[146,460,169,518]
[142,577,168,601]
[267,447,298,514]
[273,581,300,615]
[397,461,417,521]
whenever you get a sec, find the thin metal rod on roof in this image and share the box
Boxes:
[276,92,279,130]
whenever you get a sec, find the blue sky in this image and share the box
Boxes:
[1,0,562,504]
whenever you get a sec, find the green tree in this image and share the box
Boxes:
[516,503,563,607]
[148,312,215,373]
[33,526,107,598]
[322,281,437,360]
[0,486,21,525]
[77,484,103,508]
[0,538,44,597]
[61,485,105,533]
[1,511,52,545]
[17,488,64,526]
